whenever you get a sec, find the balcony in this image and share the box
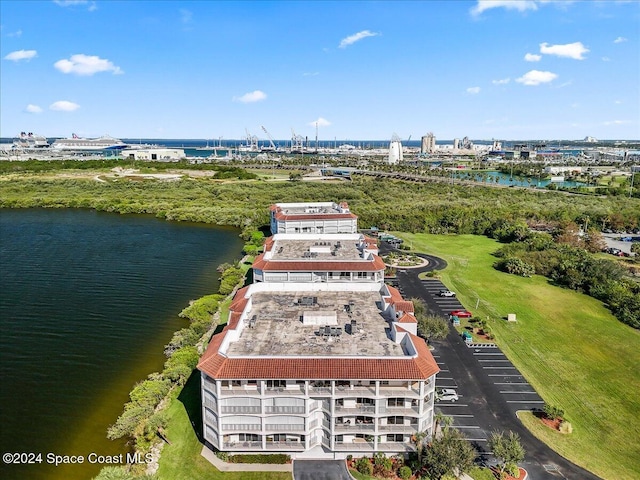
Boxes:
[334,441,375,451]
[378,406,420,415]
[222,441,262,450]
[308,385,332,395]
[378,387,420,397]
[264,386,304,396]
[220,406,261,414]
[378,424,418,433]
[334,385,376,396]
[264,424,305,432]
[221,424,261,431]
[334,405,375,414]
[265,442,305,450]
[264,406,305,414]
[377,442,415,452]
[219,387,261,397]
[334,423,375,433]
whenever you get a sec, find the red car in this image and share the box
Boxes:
[450,310,472,318]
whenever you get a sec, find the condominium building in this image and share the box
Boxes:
[198,201,439,459]
[270,202,358,235]
[253,233,384,284]
[198,282,438,457]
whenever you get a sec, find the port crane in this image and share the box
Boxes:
[290,128,305,153]
[261,125,278,152]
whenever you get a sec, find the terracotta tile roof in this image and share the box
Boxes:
[386,285,404,302]
[393,300,415,313]
[263,237,275,252]
[397,313,417,323]
[256,258,385,272]
[198,353,439,380]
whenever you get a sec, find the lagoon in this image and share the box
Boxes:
[0,209,243,480]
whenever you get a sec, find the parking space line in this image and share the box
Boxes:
[488,374,522,377]
[454,425,481,429]
[473,353,506,356]
[464,438,488,442]
[439,369,450,373]
[435,404,469,407]
[500,391,538,394]
[482,366,517,369]
[447,414,474,417]
[478,359,512,362]
[507,400,545,403]
[437,377,454,380]
[493,382,529,385]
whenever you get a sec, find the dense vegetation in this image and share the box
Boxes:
[494,229,640,328]
[1,173,639,232]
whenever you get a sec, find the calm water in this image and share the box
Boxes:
[453,170,586,188]
[0,209,243,480]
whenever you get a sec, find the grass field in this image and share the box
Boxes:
[396,233,640,480]
[156,373,290,480]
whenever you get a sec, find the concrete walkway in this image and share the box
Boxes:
[201,445,293,472]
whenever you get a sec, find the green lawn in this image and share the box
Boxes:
[396,233,640,480]
[156,373,290,480]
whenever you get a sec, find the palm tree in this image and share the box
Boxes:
[411,430,428,466]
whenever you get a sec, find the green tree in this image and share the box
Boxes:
[424,426,475,480]
[488,430,526,476]
[411,297,449,340]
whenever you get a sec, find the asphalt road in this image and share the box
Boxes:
[293,459,351,480]
[388,248,602,480]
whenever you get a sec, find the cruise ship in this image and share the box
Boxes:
[14,132,50,149]
[51,134,127,151]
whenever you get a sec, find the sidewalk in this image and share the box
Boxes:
[201,445,293,472]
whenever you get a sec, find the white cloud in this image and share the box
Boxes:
[516,70,558,86]
[604,120,629,125]
[50,100,80,111]
[25,104,43,114]
[54,54,123,75]
[524,53,541,62]
[309,117,331,127]
[180,9,192,24]
[492,77,510,85]
[614,100,622,104]
[339,30,379,48]
[466,86,481,94]
[233,90,267,103]
[471,1,538,16]
[7,29,23,38]
[539,41,589,60]
[4,49,37,61]
[614,36,627,43]
[54,0,97,10]
[303,72,319,77]
[601,56,611,62]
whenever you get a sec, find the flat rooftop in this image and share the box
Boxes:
[226,290,404,358]
[272,238,364,261]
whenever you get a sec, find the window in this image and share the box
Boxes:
[266,380,286,388]
[388,398,404,407]
[387,434,403,442]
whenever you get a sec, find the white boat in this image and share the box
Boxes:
[51,134,127,151]
[14,131,50,149]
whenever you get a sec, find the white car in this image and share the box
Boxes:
[439,290,456,297]
[437,388,459,402]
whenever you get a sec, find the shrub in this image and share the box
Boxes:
[559,420,573,434]
[355,457,373,476]
[228,453,290,464]
[215,451,229,462]
[399,465,413,479]
[505,463,520,477]
[543,403,564,420]
[346,454,353,462]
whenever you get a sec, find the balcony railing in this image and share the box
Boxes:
[378,387,420,397]
[378,406,420,414]
[334,405,376,414]
[264,386,304,395]
[308,386,332,395]
[334,423,375,433]
[264,424,305,431]
[220,406,261,414]
[334,385,376,396]
[377,442,415,452]
[264,406,305,414]
[222,424,261,431]
[378,424,418,433]
[334,441,375,450]
[222,441,262,450]
[219,387,261,396]
[265,442,305,450]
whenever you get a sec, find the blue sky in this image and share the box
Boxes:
[1,0,639,141]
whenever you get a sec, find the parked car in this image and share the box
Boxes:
[450,309,472,318]
[436,388,459,402]
[439,290,456,297]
